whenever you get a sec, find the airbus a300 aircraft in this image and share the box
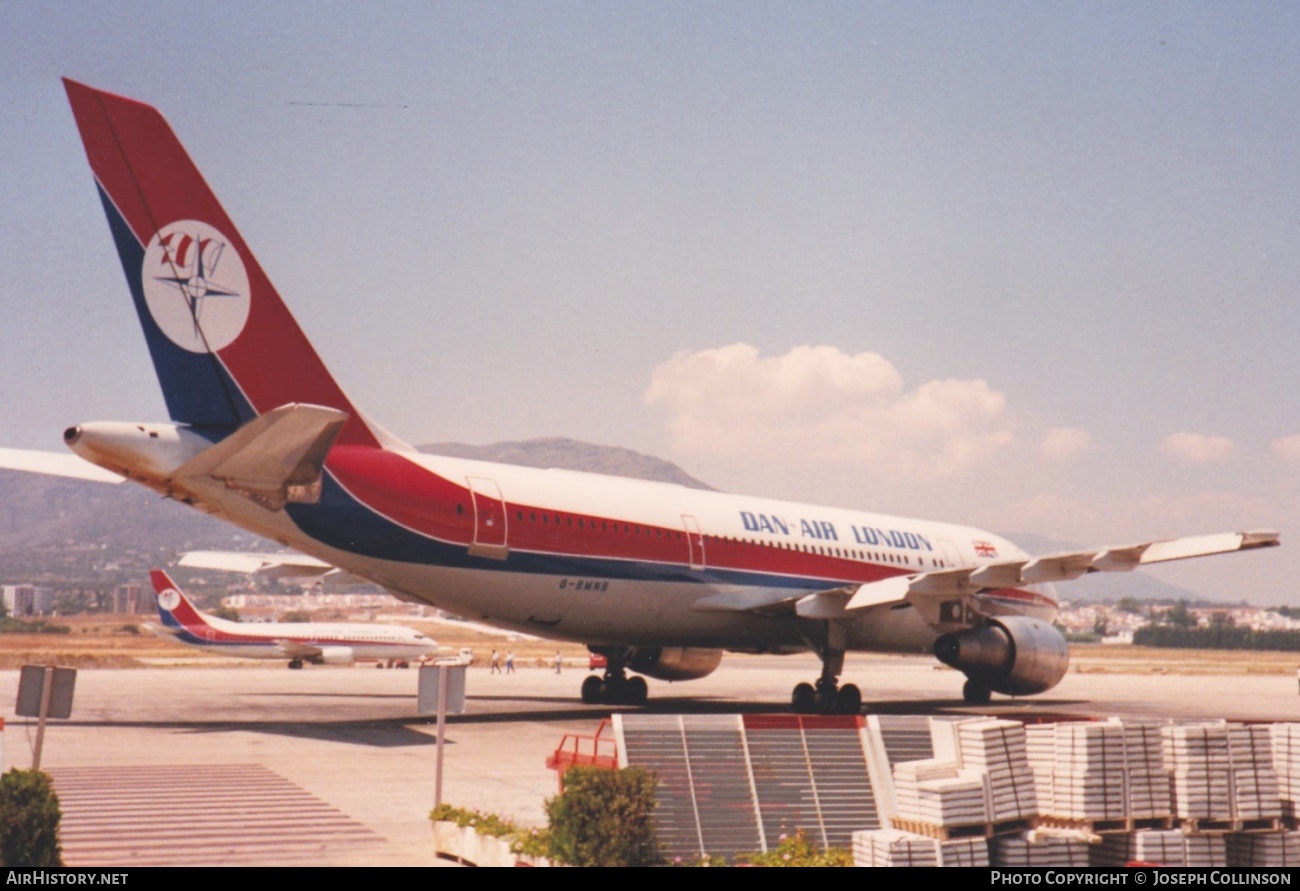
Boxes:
[40,80,1277,713]
[147,570,440,668]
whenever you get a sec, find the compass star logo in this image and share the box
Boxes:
[157,588,181,612]
[141,220,251,353]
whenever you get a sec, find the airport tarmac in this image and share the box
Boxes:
[3,652,1300,866]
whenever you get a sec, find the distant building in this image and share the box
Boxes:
[112,583,156,615]
[2,585,53,616]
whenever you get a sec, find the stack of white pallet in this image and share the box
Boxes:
[1163,724,1234,824]
[851,830,988,867]
[1116,720,1172,822]
[1041,722,1128,822]
[1271,724,1300,819]
[989,834,1090,867]
[1227,831,1300,867]
[1227,724,1281,823]
[957,719,1037,823]
[1089,829,1227,867]
[893,759,988,827]
[1182,834,1229,867]
[1025,725,1056,811]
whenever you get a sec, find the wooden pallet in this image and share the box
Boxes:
[889,816,1037,840]
[1133,816,1176,831]
[1037,815,1132,835]
[889,818,991,840]
[1177,817,1237,835]
[990,818,1037,838]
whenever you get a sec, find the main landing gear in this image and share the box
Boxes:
[288,659,304,670]
[962,678,992,705]
[791,647,861,715]
[580,651,648,706]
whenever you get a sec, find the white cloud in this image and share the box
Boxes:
[1041,427,1091,461]
[1271,434,1300,465]
[1159,432,1234,466]
[645,343,1014,479]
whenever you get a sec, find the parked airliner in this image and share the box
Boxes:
[25,80,1278,712]
[148,570,439,668]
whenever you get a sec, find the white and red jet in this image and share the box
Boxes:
[28,80,1280,712]
[148,570,439,669]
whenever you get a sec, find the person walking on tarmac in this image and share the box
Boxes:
[490,649,500,674]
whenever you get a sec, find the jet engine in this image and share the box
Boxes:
[312,647,356,666]
[627,647,723,681]
[933,616,1068,696]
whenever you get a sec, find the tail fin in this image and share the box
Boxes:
[63,79,380,448]
[150,569,211,632]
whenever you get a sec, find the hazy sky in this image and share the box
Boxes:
[2,2,1297,602]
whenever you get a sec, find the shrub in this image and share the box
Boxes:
[428,804,553,859]
[0,769,62,867]
[545,765,661,867]
[736,829,852,867]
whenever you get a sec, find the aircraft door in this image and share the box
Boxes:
[682,514,705,569]
[466,476,509,560]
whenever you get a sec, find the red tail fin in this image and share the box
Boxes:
[64,79,381,447]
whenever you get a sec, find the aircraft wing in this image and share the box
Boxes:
[0,447,124,483]
[844,529,1280,612]
[274,640,324,660]
[693,530,1280,622]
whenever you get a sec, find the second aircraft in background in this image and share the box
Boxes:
[147,569,441,669]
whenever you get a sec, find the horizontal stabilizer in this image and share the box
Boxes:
[179,550,369,584]
[0,447,124,484]
[174,403,349,509]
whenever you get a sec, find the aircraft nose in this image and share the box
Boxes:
[64,425,82,445]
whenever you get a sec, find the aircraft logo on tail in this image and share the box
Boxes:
[143,221,250,353]
[155,585,181,612]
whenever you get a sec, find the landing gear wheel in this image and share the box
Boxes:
[625,676,648,706]
[792,682,815,713]
[288,659,303,670]
[836,683,862,715]
[963,679,992,705]
[581,675,603,704]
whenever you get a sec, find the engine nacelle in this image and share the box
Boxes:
[627,647,723,681]
[313,646,356,666]
[933,616,1069,696]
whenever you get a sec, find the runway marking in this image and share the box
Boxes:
[48,764,385,866]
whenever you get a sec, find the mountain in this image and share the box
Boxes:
[418,438,714,490]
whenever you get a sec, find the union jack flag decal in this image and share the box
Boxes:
[973,540,998,559]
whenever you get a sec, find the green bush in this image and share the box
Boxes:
[545,765,661,867]
[0,769,62,867]
[428,804,552,859]
[736,829,852,867]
